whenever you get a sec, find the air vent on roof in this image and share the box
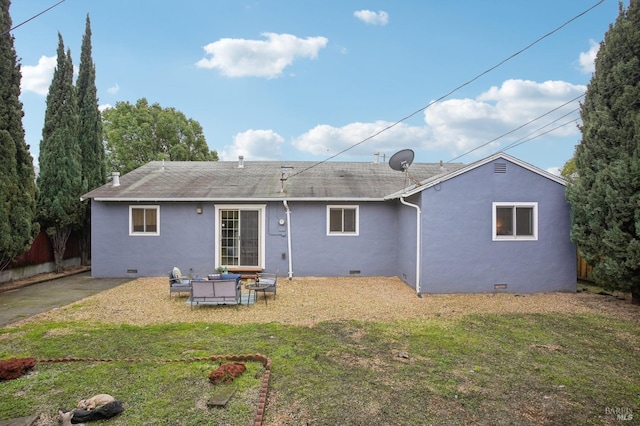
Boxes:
[494,163,507,174]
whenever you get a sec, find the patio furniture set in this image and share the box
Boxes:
[169,267,277,308]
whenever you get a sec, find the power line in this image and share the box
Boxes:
[455,77,634,161]
[503,118,581,154]
[448,93,585,163]
[499,108,581,153]
[288,0,605,179]
[1,0,68,37]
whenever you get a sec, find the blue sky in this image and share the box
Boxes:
[10,0,624,174]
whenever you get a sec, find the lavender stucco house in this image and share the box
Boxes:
[81,152,576,294]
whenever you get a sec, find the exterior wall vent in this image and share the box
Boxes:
[349,270,361,275]
[494,163,507,174]
[494,283,507,290]
[126,269,138,274]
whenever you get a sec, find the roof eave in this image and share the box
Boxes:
[89,196,390,203]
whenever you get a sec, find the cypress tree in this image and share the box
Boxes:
[37,33,84,273]
[0,0,38,270]
[566,0,640,304]
[76,14,104,265]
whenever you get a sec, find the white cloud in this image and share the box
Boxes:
[196,33,328,78]
[547,167,562,176]
[292,121,428,158]
[220,129,284,160]
[577,39,599,74]
[221,79,585,165]
[98,104,112,112]
[424,79,585,155]
[354,10,389,26]
[21,55,56,96]
[107,83,120,94]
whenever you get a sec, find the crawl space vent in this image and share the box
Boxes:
[494,163,507,174]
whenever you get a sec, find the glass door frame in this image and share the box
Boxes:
[214,204,266,270]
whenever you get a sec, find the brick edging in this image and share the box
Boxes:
[36,353,272,425]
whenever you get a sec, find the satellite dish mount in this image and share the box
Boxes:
[389,149,421,186]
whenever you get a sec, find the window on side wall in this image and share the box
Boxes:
[129,206,160,236]
[492,202,537,241]
[327,205,359,236]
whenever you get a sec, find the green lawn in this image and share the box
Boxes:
[1,313,638,425]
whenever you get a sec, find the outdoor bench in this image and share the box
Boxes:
[189,274,242,308]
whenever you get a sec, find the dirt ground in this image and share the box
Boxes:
[7,275,640,328]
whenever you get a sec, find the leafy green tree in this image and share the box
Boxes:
[560,157,576,183]
[566,0,640,304]
[76,14,104,265]
[37,33,85,273]
[0,0,38,270]
[103,98,217,175]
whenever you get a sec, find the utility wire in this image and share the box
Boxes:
[447,93,585,163]
[288,0,605,179]
[455,77,633,161]
[1,0,68,36]
[503,118,581,153]
[499,107,581,152]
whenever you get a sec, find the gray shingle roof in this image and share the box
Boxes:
[82,160,466,201]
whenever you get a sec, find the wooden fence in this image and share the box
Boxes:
[10,229,81,268]
[577,250,593,282]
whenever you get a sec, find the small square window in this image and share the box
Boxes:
[493,202,537,240]
[130,206,160,235]
[327,206,359,236]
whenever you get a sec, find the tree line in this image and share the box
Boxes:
[1,1,639,304]
[0,1,216,273]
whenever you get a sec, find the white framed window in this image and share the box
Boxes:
[214,204,266,269]
[492,202,537,241]
[327,205,359,236]
[129,205,160,236]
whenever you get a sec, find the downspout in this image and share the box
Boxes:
[283,200,293,279]
[400,196,422,297]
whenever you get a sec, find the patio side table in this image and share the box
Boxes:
[245,283,269,306]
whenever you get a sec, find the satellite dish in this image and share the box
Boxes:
[389,148,422,187]
[389,149,415,172]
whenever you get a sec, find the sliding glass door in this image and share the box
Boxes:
[216,205,265,268]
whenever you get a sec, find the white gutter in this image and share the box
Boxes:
[283,200,293,280]
[87,196,389,202]
[400,196,422,297]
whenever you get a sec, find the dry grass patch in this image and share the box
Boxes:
[9,276,640,328]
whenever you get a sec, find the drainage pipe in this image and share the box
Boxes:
[400,196,422,296]
[283,200,293,279]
